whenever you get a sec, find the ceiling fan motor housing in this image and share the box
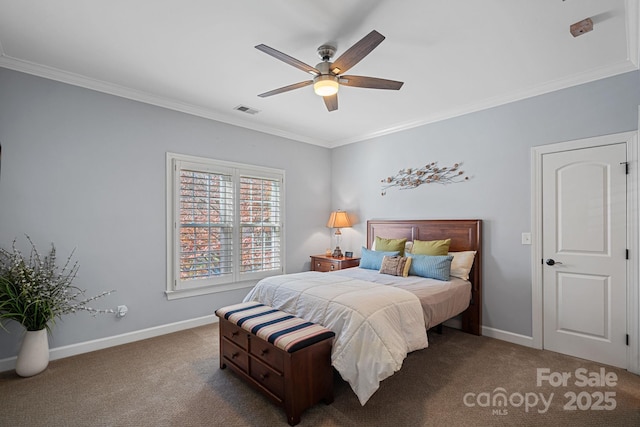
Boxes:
[317,45,336,61]
[315,61,333,75]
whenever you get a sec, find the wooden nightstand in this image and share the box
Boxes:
[310,255,360,272]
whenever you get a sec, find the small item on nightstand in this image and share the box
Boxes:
[325,248,332,256]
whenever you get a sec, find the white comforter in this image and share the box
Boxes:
[243,271,428,405]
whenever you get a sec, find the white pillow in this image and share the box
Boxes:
[405,241,413,254]
[448,251,476,280]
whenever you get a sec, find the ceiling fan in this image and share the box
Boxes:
[255,30,404,112]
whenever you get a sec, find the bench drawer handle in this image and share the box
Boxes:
[231,352,239,359]
[260,349,269,356]
[259,373,269,381]
[231,331,239,337]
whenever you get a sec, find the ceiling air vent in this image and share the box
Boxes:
[233,105,260,115]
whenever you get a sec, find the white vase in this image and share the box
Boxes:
[15,328,49,377]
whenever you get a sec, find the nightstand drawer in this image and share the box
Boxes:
[314,259,337,272]
[310,255,361,272]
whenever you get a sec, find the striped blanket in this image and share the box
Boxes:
[216,302,335,353]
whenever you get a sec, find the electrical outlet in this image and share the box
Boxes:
[521,232,532,245]
[116,305,128,318]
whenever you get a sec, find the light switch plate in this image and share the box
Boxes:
[521,232,532,245]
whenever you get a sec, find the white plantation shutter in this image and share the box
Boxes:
[167,154,285,299]
[179,168,234,282]
[239,175,281,276]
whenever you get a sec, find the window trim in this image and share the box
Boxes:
[165,152,285,300]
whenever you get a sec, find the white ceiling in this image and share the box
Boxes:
[0,1,637,148]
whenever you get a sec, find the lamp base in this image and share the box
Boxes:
[332,247,343,258]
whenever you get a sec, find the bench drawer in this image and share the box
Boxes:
[220,319,248,350]
[250,336,284,372]
[221,339,248,372]
[250,357,285,399]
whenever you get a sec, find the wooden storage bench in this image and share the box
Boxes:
[215,302,335,426]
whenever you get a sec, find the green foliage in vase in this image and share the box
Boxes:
[0,236,114,332]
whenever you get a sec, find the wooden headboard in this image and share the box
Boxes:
[367,219,482,336]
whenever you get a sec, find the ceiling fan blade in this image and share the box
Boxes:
[258,80,313,98]
[339,75,404,90]
[323,94,338,112]
[255,44,320,76]
[330,30,385,74]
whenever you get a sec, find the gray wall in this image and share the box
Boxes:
[1,67,639,360]
[331,70,640,337]
[0,68,332,359]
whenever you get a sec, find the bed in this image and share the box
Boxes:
[365,219,482,336]
[243,219,482,405]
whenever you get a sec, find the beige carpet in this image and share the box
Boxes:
[1,324,639,427]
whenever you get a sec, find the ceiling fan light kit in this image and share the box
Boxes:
[313,61,339,96]
[256,30,404,111]
[314,75,339,96]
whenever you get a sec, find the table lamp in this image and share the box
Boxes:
[326,210,351,257]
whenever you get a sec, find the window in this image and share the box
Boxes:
[166,153,284,299]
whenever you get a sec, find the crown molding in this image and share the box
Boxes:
[0,55,331,148]
[328,58,639,148]
[2,35,638,151]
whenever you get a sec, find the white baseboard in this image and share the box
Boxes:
[443,318,534,348]
[1,317,534,374]
[0,315,219,373]
[481,325,534,348]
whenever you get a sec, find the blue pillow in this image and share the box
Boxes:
[408,254,454,281]
[359,247,400,270]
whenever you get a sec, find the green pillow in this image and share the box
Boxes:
[374,237,407,256]
[411,239,451,256]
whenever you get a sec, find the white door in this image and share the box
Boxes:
[542,143,627,368]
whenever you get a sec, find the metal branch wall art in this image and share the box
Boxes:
[381,162,469,196]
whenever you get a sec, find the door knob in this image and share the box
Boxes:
[545,258,563,266]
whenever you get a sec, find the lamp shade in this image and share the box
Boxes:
[326,211,351,229]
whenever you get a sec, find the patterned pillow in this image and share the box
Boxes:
[408,254,454,281]
[359,247,400,270]
[379,255,412,277]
